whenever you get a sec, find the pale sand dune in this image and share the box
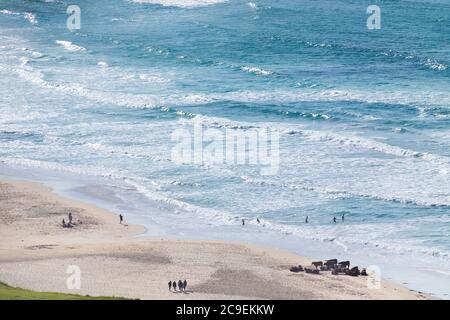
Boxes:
[0,179,426,300]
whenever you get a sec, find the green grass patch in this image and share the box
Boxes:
[0,281,129,300]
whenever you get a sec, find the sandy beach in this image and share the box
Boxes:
[0,179,426,300]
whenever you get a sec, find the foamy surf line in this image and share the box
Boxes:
[130,0,228,8]
[6,64,450,109]
[0,9,38,24]
[55,40,86,52]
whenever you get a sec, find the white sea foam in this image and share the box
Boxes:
[255,218,450,261]
[424,58,447,71]
[124,179,236,226]
[381,49,448,71]
[23,12,38,24]
[220,89,450,107]
[247,2,258,10]
[55,40,86,52]
[6,57,450,110]
[0,9,38,24]
[21,48,44,59]
[120,72,171,83]
[0,9,19,16]
[185,113,444,163]
[18,57,29,67]
[3,61,207,109]
[5,62,450,177]
[130,0,227,8]
[4,51,450,211]
[296,129,450,165]
[182,114,450,207]
[241,66,273,76]
[0,157,121,179]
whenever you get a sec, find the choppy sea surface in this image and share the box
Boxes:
[1,0,449,298]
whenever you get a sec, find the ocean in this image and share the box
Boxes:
[0,0,449,298]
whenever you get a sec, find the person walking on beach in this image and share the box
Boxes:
[172,281,177,291]
[168,281,172,291]
[305,216,309,224]
[62,219,66,228]
[183,279,187,292]
[119,214,123,224]
[178,280,183,292]
[333,216,337,223]
[68,212,73,225]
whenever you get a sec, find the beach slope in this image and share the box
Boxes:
[0,180,425,300]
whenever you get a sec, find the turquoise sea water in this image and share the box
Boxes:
[1,0,449,297]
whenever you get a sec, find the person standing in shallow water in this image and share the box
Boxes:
[333,216,337,223]
[342,213,345,222]
[305,216,309,224]
[242,219,245,226]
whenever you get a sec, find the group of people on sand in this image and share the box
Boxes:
[168,280,188,292]
[62,212,74,228]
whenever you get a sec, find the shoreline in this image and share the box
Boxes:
[0,177,426,299]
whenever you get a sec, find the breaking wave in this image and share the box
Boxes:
[130,0,227,8]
